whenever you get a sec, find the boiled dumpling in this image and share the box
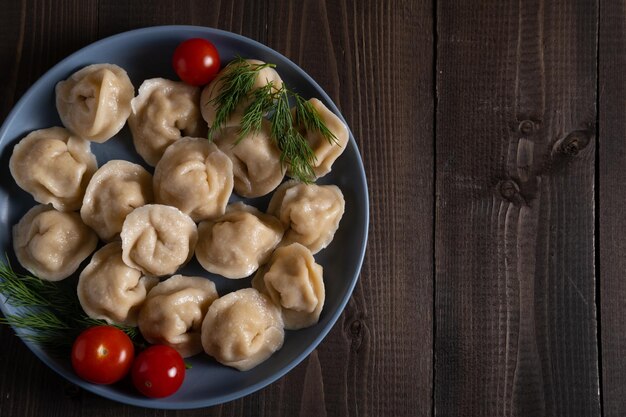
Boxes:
[153,137,233,222]
[267,180,345,254]
[201,288,284,371]
[195,202,283,279]
[78,242,158,326]
[13,205,98,281]
[129,78,207,166]
[138,275,218,358]
[293,98,349,178]
[9,127,98,212]
[80,160,153,241]
[201,59,283,129]
[252,243,324,330]
[213,120,284,198]
[55,64,134,143]
[120,204,197,277]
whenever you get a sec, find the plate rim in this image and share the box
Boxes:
[0,24,369,410]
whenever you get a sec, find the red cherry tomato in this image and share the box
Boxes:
[172,38,221,86]
[131,345,185,398]
[71,326,134,385]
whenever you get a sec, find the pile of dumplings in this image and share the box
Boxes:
[8,60,349,371]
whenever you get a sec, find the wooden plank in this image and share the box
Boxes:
[599,0,626,416]
[0,2,98,417]
[0,0,24,121]
[265,1,434,416]
[434,0,599,416]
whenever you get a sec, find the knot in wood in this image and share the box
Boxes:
[554,131,590,157]
[561,136,581,155]
[518,120,536,135]
[350,319,362,337]
[497,180,520,201]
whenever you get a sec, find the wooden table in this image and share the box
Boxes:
[0,0,622,416]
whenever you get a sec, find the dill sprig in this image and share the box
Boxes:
[0,258,141,353]
[209,57,276,138]
[209,57,342,183]
[269,87,317,182]
[236,82,276,144]
[0,262,77,313]
[293,93,338,146]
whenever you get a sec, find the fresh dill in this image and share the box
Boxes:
[0,258,141,353]
[236,82,276,144]
[269,87,317,182]
[293,93,338,145]
[209,57,341,183]
[209,57,276,139]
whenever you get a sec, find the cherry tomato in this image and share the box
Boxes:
[71,326,134,385]
[172,38,221,86]
[131,345,185,398]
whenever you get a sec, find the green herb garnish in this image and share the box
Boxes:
[236,82,276,144]
[293,93,338,146]
[269,86,317,183]
[208,57,339,183]
[0,258,140,353]
[209,58,276,139]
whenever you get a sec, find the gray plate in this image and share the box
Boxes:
[0,26,368,409]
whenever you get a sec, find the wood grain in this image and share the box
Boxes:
[0,0,434,416]
[0,0,24,121]
[2,0,617,415]
[267,1,434,416]
[599,0,626,416]
[434,0,599,416]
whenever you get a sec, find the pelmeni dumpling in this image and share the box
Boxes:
[78,242,158,326]
[138,275,218,358]
[195,202,283,279]
[9,127,97,212]
[201,288,284,371]
[129,78,207,166]
[55,64,134,143]
[293,98,349,178]
[252,243,324,330]
[120,204,197,277]
[13,205,98,281]
[267,181,345,254]
[153,137,233,222]
[213,121,284,198]
[80,160,153,241]
[200,59,283,129]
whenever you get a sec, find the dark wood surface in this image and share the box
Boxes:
[0,0,621,416]
[435,1,599,416]
[599,1,626,417]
